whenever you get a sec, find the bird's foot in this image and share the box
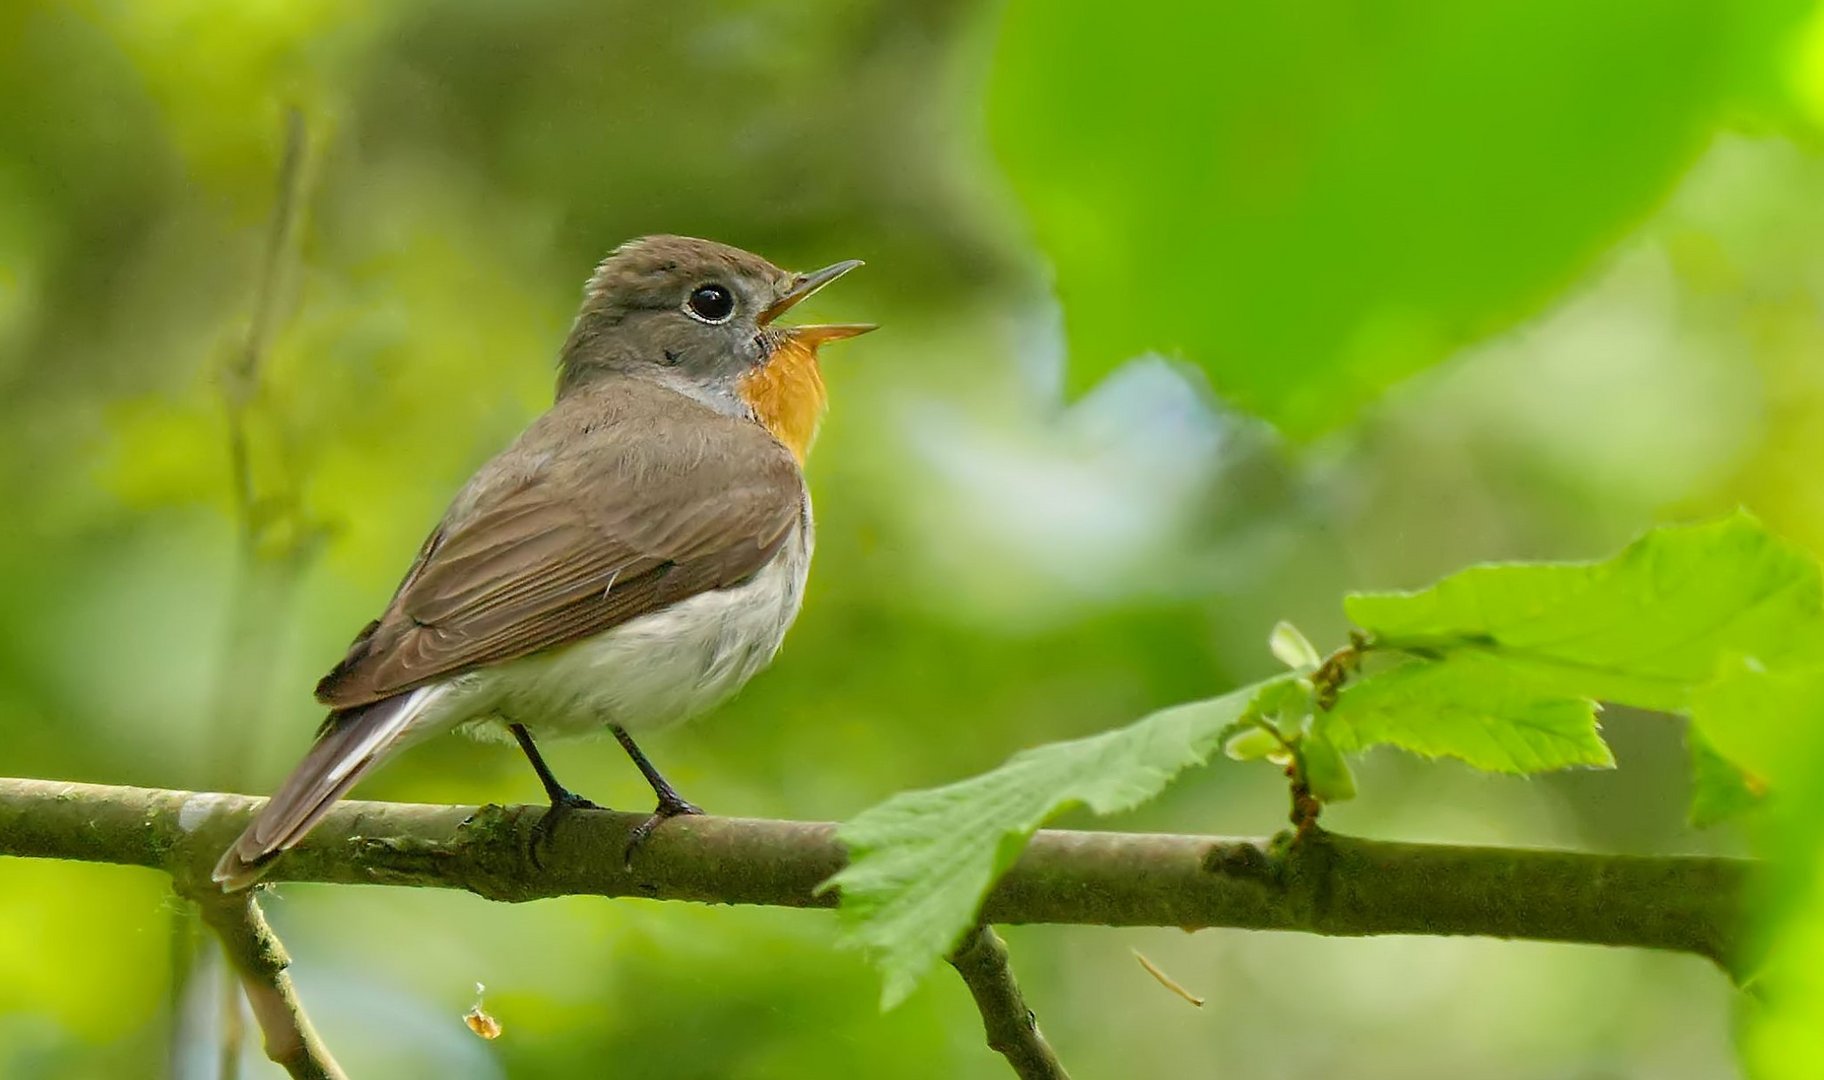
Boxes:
[529,788,605,869]
[623,793,704,868]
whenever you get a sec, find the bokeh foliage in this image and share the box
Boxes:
[990,0,1818,434]
[4,0,1824,1077]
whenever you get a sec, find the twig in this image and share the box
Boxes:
[181,103,315,1080]
[221,104,308,531]
[219,965,247,1080]
[209,102,316,784]
[191,889,347,1080]
[1289,634,1366,832]
[950,926,1070,1080]
[0,777,1755,975]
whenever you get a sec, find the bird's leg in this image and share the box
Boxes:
[611,724,702,816]
[512,723,604,868]
[612,724,703,862]
[511,723,602,811]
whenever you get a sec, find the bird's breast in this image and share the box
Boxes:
[461,514,814,742]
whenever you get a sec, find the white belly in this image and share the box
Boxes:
[419,519,811,745]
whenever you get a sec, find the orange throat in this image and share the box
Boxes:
[739,335,828,463]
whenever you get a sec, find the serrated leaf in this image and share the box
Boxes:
[1323,651,1612,773]
[827,678,1280,1009]
[1345,514,1824,714]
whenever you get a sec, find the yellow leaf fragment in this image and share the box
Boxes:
[1132,949,1204,1007]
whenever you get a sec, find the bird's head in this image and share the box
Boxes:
[558,235,872,460]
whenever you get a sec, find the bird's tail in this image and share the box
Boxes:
[212,686,444,891]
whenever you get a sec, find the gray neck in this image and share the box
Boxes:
[628,367,752,419]
[556,358,752,421]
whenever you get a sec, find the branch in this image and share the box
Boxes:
[0,777,1752,974]
[950,926,1070,1080]
[189,889,347,1080]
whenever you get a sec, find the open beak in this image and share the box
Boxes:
[760,259,875,341]
[784,323,876,345]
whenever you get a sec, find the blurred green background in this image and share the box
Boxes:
[4,0,1824,1076]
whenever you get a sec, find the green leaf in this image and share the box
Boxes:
[1252,676,1317,730]
[1269,620,1321,670]
[1685,725,1765,828]
[1697,664,1824,1077]
[1298,733,1358,802]
[1346,514,1824,713]
[987,0,1812,434]
[1223,725,1283,762]
[827,679,1279,1008]
[1690,661,1824,792]
[1323,651,1612,773]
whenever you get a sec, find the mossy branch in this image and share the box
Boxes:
[0,776,1751,970]
[0,775,1757,1079]
[949,926,1071,1080]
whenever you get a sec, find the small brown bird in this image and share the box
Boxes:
[213,236,871,889]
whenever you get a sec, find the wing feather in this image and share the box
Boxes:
[314,379,804,708]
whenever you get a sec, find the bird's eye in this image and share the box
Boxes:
[685,283,735,324]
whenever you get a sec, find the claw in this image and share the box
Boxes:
[529,790,604,869]
[622,795,704,868]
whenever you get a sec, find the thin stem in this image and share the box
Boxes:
[209,102,313,784]
[222,103,308,530]
[163,896,206,1077]
[949,926,1070,1080]
[218,953,246,1080]
[181,102,317,1080]
[192,890,346,1080]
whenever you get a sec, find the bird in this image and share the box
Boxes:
[212,235,872,890]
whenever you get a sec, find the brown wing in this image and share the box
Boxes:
[314,386,805,708]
